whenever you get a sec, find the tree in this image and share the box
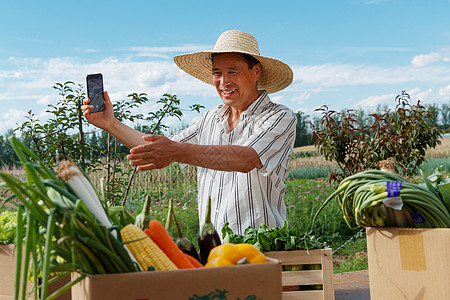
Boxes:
[0,130,16,166]
[294,111,314,147]
[13,81,204,205]
[440,103,450,131]
[425,103,439,126]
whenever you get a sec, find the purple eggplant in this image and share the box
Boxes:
[172,205,201,262]
[198,196,221,265]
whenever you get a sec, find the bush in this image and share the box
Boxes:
[0,210,17,244]
[311,91,443,183]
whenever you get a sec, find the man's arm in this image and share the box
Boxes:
[83,91,147,148]
[127,135,262,173]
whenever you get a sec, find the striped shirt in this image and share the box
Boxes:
[171,90,297,235]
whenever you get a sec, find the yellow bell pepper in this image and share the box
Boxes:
[236,243,267,264]
[204,243,267,268]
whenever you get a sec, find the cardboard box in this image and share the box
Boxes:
[264,249,335,300]
[0,244,18,300]
[367,227,450,300]
[71,257,282,300]
[0,244,71,300]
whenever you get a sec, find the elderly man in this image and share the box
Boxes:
[83,30,296,235]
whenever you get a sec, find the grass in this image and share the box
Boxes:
[419,157,450,174]
[123,174,366,273]
[288,166,333,180]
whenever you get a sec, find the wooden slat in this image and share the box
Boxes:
[264,249,323,265]
[264,249,335,300]
[283,270,323,285]
[282,290,324,300]
[320,249,335,300]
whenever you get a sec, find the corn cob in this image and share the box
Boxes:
[121,224,178,271]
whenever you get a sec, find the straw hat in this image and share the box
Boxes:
[173,30,293,94]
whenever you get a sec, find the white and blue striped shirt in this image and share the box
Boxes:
[171,90,297,235]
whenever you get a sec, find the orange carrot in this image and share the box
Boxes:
[184,253,204,268]
[145,220,195,269]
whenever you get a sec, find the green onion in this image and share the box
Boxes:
[1,136,141,300]
[311,169,450,230]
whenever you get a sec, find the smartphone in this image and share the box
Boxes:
[86,73,105,113]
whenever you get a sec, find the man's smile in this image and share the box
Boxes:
[222,89,237,96]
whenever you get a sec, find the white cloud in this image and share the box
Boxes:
[3,44,450,135]
[0,52,218,134]
[270,95,283,103]
[411,48,450,67]
[37,95,53,105]
[291,62,450,89]
[439,85,450,101]
[127,45,212,59]
[128,45,211,54]
[0,108,28,133]
[411,88,434,103]
[291,92,311,105]
[290,88,322,105]
[411,52,441,67]
[355,93,397,109]
[354,87,445,111]
[83,49,100,53]
[0,55,214,104]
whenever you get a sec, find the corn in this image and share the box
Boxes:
[121,224,178,271]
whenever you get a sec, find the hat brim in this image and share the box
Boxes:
[174,50,293,94]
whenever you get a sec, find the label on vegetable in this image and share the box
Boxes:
[387,181,402,197]
[383,196,403,210]
[410,211,426,224]
[383,181,403,210]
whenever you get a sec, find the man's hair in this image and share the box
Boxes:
[211,53,260,69]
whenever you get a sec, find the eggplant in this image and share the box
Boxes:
[172,206,201,262]
[198,196,221,265]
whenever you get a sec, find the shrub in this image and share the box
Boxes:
[0,210,17,244]
[311,91,443,183]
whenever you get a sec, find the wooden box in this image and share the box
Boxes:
[264,249,335,300]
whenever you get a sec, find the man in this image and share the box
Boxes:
[83,30,296,235]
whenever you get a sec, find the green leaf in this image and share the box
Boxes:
[256,232,271,252]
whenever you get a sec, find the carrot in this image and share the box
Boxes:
[145,220,195,269]
[184,253,204,268]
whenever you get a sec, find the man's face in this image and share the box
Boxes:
[212,53,260,110]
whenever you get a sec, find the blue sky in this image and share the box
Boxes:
[1,0,450,135]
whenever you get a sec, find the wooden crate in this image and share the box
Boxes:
[264,249,334,300]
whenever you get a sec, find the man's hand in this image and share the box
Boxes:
[82,91,116,130]
[127,135,180,171]
[127,135,262,173]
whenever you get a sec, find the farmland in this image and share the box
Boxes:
[103,137,450,273]
[1,138,449,273]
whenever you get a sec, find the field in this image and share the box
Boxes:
[1,138,449,273]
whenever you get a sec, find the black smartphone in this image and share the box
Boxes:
[86,73,105,113]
